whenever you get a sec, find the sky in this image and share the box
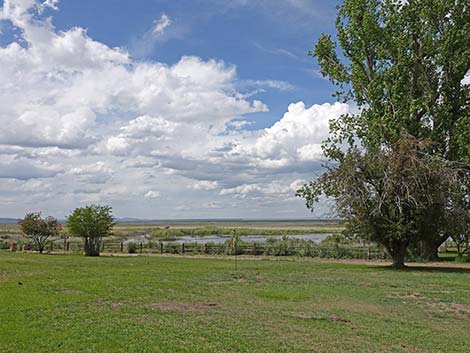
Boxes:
[0,0,349,219]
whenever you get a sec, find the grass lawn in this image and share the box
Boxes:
[1,253,470,352]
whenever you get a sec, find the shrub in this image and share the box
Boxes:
[321,234,352,246]
[18,213,59,254]
[127,242,137,254]
[67,205,115,256]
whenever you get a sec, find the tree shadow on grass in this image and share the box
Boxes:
[375,264,470,274]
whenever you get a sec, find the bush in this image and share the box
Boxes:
[455,255,470,263]
[18,212,59,253]
[321,234,352,246]
[127,242,137,254]
[67,205,115,256]
[165,243,181,254]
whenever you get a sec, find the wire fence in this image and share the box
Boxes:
[1,239,389,260]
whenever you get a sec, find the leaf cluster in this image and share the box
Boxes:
[67,205,115,240]
[18,212,60,252]
[313,0,470,160]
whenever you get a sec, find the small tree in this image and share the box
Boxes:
[67,205,115,256]
[18,213,60,253]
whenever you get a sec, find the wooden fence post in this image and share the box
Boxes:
[120,242,124,252]
[160,242,164,253]
[139,242,143,253]
[204,243,208,254]
[182,243,185,254]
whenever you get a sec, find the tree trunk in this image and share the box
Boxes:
[387,241,407,269]
[84,237,100,256]
[391,252,406,269]
[417,236,447,261]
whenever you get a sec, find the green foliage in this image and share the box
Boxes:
[67,205,115,256]
[321,234,353,246]
[127,242,137,254]
[147,226,339,239]
[301,0,470,266]
[265,236,295,256]
[299,135,468,267]
[18,213,59,253]
[313,0,470,158]
[454,255,470,263]
[225,234,244,255]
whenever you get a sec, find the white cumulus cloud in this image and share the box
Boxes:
[0,0,352,219]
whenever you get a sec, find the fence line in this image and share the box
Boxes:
[1,239,388,260]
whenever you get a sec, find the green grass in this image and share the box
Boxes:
[1,253,470,352]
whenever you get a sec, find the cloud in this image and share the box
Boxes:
[0,158,61,180]
[152,14,171,36]
[0,0,352,218]
[243,79,295,91]
[131,13,180,58]
[41,0,59,11]
[189,180,219,190]
[144,190,160,199]
[241,101,350,164]
[68,162,113,184]
[220,179,304,197]
[0,1,264,149]
[252,42,301,61]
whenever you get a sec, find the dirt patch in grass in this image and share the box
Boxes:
[427,302,470,319]
[291,312,352,323]
[61,289,82,295]
[450,303,470,312]
[147,302,218,312]
[386,291,424,300]
[110,302,123,309]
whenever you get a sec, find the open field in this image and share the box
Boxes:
[1,253,470,352]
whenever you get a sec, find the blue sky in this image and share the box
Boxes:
[0,0,349,219]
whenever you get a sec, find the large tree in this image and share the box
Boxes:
[67,205,115,256]
[18,213,60,253]
[307,0,470,259]
[298,135,467,268]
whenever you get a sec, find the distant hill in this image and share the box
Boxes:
[0,218,18,223]
[116,218,157,222]
[115,218,339,223]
